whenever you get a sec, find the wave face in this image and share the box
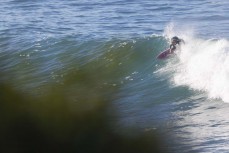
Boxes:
[0,34,168,93]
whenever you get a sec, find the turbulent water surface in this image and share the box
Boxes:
[1,0,229,152]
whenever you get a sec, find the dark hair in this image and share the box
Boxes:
[171,36,180,43]
[171,36,179,40]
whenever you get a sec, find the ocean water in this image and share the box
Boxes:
[1,0,229,152]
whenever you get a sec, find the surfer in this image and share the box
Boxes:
[156,36,185,59]
[169,36,185,53]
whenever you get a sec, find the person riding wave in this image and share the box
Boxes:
[169,36,185,53]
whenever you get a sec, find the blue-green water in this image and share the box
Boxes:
[1,0,229,152]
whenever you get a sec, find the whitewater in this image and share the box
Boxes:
[159,24,229,103]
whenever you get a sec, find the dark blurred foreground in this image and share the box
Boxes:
[0,51,171,153]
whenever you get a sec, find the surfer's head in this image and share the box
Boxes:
[171,36,180,45]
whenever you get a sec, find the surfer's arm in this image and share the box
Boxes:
[180,39,185,44]
[170,44,176,53]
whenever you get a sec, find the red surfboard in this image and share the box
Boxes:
[156,48,174,59]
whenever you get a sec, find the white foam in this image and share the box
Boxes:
[164,23,229,102]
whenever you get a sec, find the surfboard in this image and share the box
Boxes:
[156,48,174,59]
